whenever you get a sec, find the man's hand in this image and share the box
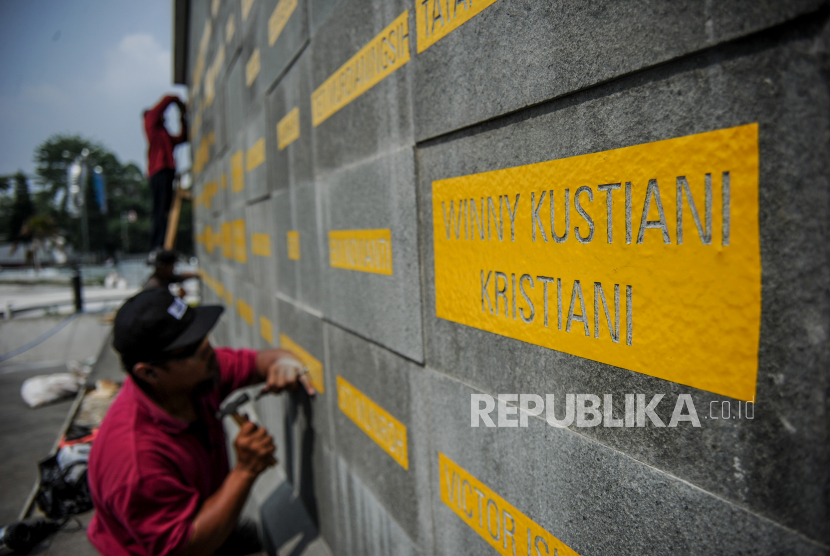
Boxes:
[262,355,316,396]
[233,417,277,476]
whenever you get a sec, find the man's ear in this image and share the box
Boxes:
[133,362,162,384]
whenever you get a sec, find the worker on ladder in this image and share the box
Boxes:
[143,94,188,257]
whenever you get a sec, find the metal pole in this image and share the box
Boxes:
[72,264,83,313]
[121,212,129,253]
[81,190,90,255]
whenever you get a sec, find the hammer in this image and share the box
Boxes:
[216,392,277,466]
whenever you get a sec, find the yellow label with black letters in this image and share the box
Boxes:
[416,0,500,53]
[260,316,274,345]
[329,229,392,275]
[287,230,301,260]
[226,14,236,43]
[246,138,266,172]
[277,107,300,150]
[221,222,232,259]
[237,298,254,326]
[439,453,579,556]
[241,0,255,21]
[251,233,271,257]
[337,375,407,469]
[280,333,325,394]
[432,124,760,400]
[231,151,245,192]
[311,11,410,126]
[245,48,260,87]
[232,219,247,263]
[269,0,297,45]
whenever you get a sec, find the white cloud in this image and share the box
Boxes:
[0,32,188,176]
[102,33,171,98]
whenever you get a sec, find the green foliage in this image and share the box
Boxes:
[0,134,194,258]
[6,171,35,241]
[33,134,176,255]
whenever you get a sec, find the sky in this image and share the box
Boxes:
[0,0,190,177]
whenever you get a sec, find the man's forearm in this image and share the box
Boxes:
[179,467,256,556]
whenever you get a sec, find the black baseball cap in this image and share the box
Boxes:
[154,249,178,266]
[113,289,223,370]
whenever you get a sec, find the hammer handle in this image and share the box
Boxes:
[231,413,278,467]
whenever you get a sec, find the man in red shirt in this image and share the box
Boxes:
[87,289,314,556]
[144,95,188,252]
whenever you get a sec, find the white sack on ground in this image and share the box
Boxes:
[21,373,81,408]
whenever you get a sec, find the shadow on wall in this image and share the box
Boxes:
[261,388,319,556]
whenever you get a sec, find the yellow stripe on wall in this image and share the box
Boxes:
[246,138,266,172]
[337,375,407,469]
[311,11,410,126]
[251,233,271,257]
[328,229,392,275]
[280,333,325,394]
[237,298,254,326]
[439,453,579,556]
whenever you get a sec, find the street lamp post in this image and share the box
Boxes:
[67,148,90,255]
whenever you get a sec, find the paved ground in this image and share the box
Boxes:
[0,283,138,318]
[0,361,75,525]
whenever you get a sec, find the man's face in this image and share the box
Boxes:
[156,338,220,395]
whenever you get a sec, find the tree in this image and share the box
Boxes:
[19,214,61,272]
[0,176,13,241]
[33,134,159,255]
[7,171,34,242]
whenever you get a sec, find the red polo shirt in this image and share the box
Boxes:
[87,348,258,556]
[144,95,187,178]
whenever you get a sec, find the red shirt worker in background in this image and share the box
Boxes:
[144,95,188,252]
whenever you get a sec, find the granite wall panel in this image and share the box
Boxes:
[417,17,830,542]
[319,146,424,362]
[182,2,830,554]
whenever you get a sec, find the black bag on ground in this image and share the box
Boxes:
[34,454,93,519]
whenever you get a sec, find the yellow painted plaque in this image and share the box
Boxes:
[205,45,225,106]
[202,181,218,209]
[329,229,393,275]
[191,111,202,143]
[287,230,301,260]
[277,107,300,150]
[193,133,215,174]
[280,333,325,394]
[417,0,500,53]
[336,376,407,469]
[260,316,274,345]
[199,270,228,304]
[311,10,410,126]
[230,150,245,192]
[225,14,236,43]
[241,0,255,21]
[246,138,266,171]
[251,233,271,257]
[439,453,579,556]
[237,298,254,326]
[203,226,215,253]
[224,289,233,306]
[212,0,220,17]
[269,0,297,45]
[220,222,232,259]
[432,124,760,400]
[232,219,248,263]
[246,48,260,87]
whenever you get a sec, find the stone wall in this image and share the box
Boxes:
[184,1,829,554]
